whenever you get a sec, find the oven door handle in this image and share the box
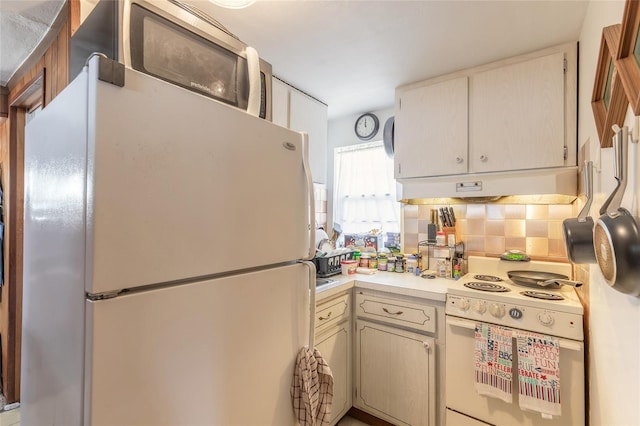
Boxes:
[446,317,583,351]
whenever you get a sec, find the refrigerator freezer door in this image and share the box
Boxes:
[84,263,310,425]
[85,63,312,294]
[25,58,313,297]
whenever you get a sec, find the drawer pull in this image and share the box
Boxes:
[319,311,333,321]
[382,307,403,315]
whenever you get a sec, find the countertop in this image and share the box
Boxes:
[316,271,460,303]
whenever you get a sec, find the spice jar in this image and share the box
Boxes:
[377,254,388,271]
[369,254,378,270]
[436,231,446,246]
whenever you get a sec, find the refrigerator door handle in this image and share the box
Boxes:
[301,132,315,260]
[300,260,316,348]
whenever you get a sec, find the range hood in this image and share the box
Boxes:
[397,166,578,204]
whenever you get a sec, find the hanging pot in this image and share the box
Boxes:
[507,270,583,289]
[593,125,640,296]
[563,161,596,264]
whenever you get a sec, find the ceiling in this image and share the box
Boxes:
[0,0,65,86]
[1,0,590,119]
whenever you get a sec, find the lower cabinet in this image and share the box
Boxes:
[354,292,437,426]
[316,288,441,426]
[315,292,352,425]
[316,321,352,425]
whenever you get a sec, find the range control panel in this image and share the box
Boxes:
[446,294,583,341]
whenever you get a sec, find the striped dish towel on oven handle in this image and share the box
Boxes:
[474,322,513,403]
[516,331,561,419]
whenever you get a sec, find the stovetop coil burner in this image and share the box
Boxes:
[464,282,510,292]
[474,274,503,282]
[520,291,565,300]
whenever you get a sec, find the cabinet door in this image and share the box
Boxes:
[395,76,468,178]
[290,89,328,184]
[315,323,352,425]
[355,320,435,426]
[469,52,566,173]
[271,78,289,128]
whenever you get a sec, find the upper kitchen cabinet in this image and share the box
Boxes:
[470,51,568,173]
[394,43,577,180]
[272,78,328,184]
[395,76,468,178]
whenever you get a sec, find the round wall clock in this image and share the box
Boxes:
[354,113,380,141]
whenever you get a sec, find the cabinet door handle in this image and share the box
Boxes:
[382,307,403,315]
[423,341,431,350]
[456,156,464,164]
[480,155,488,162]
[319,311,332,321]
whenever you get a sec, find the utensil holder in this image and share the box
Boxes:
[442,226,457,245]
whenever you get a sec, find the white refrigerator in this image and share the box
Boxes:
[22,56,315,425]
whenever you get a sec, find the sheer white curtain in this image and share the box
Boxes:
[333,141,400,240]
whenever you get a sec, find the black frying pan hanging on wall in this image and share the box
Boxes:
[593,125,640,296]
[563,161,597,264]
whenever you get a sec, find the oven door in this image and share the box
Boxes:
[445,316,585,426]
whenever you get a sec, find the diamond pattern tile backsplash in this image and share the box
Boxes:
[402,203,576,261]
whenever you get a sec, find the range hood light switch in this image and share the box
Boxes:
[456,181,482,192]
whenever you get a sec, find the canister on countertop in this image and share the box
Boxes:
[341,260,358,275]
[359,254,370,268]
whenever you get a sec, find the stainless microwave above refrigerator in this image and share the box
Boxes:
[70,0,272,120]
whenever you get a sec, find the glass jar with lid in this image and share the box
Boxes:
[387,256,396,272]
[378,254,388,271]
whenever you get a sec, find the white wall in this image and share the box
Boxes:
[326,107,394,229]
[578,1,640,425]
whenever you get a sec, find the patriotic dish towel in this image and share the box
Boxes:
[516,331,561,418]
[474,323,513,403]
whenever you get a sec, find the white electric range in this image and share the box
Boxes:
[444,256,585,426]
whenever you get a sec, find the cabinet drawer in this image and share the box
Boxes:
[316,292,350,332]
[355,292,435,334]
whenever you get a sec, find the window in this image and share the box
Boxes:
[333,141,400,246]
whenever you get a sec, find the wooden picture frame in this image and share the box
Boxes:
[616,0,640,115]
[592,24,628,148]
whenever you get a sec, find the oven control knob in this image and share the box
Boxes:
[457,298,471,311]
[489,303,505,318]
[537,312,555,326]
[473,301,487,314]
